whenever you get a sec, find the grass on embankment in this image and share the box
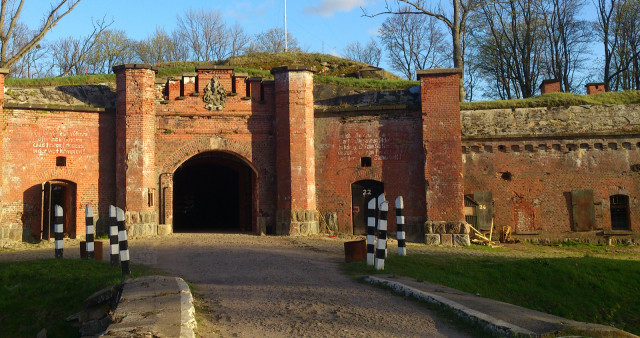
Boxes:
[345,251,640,335]
[0,259,156,337]
[461,90,640,110]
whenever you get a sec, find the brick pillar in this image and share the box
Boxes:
[233,72,248,96]
[181,72,196,97]
[418,68,464,225]
[0,68,8,203]
[113,64,157,229]
[272,66,318,235]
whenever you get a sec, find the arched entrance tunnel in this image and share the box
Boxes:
[173,151,255,232]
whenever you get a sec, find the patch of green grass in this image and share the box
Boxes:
[345,253,640,334]
[314,75,419,90]
[5,74,116,88]
[0,259,156,337]
[462,90,640,110]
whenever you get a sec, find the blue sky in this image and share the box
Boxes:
[18,0,601,82]
[20,0,387,57]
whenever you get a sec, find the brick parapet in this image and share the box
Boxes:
[419,68,464,223]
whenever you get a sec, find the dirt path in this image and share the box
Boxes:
[129,233,472,337]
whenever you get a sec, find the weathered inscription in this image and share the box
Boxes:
[337,132,406,161]
[32,129,88,155]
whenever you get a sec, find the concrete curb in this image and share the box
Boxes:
[363,275,535,337]
[102,276,196,338]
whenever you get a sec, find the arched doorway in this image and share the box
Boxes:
[351,180,384,235]
[41,180,77,239]
[173,151,256,232]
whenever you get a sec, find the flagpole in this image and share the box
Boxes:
[284,0,288,52]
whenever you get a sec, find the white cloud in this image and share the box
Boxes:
[304,0,366,17]
[367,28,380,36]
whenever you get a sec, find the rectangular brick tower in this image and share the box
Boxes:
[418,68,465,224]
[272,66,318,235]
[113,64,158,228]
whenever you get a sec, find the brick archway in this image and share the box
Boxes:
[160,138,260,233]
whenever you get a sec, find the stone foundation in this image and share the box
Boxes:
[424,221,471,247]
[276,209,319,235]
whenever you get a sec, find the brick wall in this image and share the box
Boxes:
[0,107,115,239]
[314,109,426,235]
[463,138,640,238]
[419,69,465,223]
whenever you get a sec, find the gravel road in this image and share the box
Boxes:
[1,233,473,337]
[128,233,471,337]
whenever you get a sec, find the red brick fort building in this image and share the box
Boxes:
[1,65,638,245]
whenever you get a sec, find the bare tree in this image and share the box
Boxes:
[176,8,230,61]
[473,0,545,98]
[343,39,382,66]
[539,0,591,92]
[228,23,250,58]
[0,0,83,69]
[84,29,136,74]
[364,0,488,100]
[49,17,110,76]
[135,27,182,64]
[608,0,640,90]
[379,9,448,79]
[250,27,301,53]
[8,23,50,77]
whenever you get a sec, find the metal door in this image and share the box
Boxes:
[473,191,493,231]
[351,180,384,235]
[571,190,595,231]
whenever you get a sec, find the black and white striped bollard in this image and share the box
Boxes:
[375,200,388,270]
[117,207,131,275]
[54,205,64,259]
[396,196,406,256]
[109,205,119,267]
[366,198,376,266]
[378,193,388,259]
[85,205,95,259]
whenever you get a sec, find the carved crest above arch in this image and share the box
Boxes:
[203,77,227,111]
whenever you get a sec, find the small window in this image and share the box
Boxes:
[56,156,66,167]
[552,144,561,151]
[360,157,372,167]
[498,145,507,152]
[538,144,548,151]
[484,145,493,153]
[610,194,630,230]
[608,142,618,150]
[567,144,577,151]
[471,146,480,153]
[524,144,534,152]
[622,142,632,150]
[594,143,604,150]
[580,143,590,150]
[511,145,520,152]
